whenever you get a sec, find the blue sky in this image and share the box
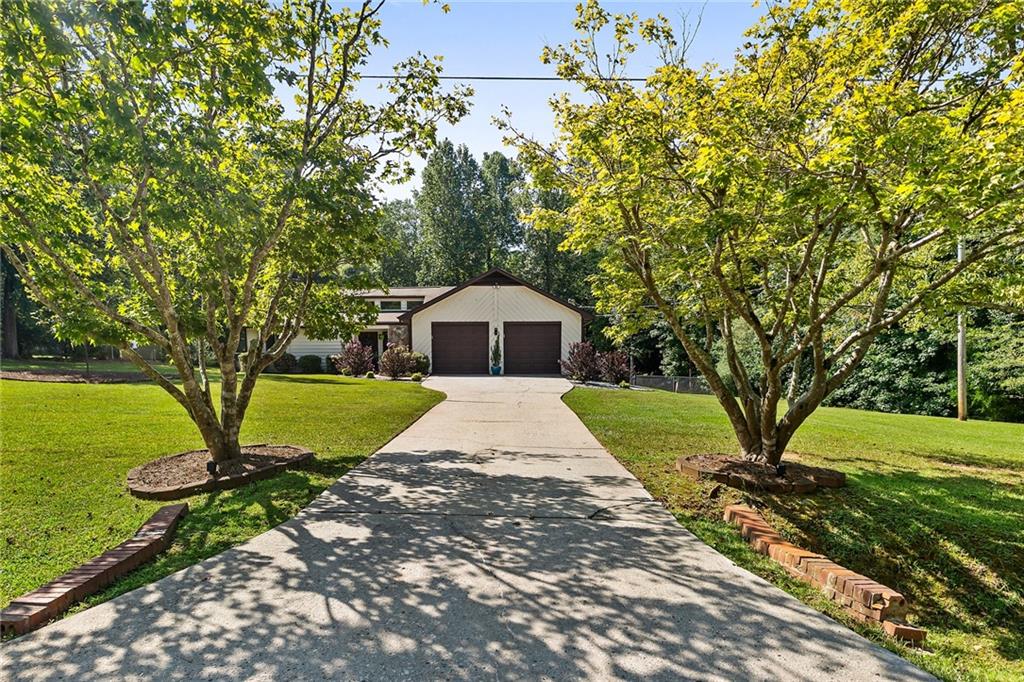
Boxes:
[343,1,765,199]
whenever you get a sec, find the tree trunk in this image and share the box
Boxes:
[197,413,242,463]
[1,266,18,359]
[786,350,802,407]
[1,286,17,358]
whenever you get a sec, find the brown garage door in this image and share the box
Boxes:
[431,322,489,374]
[504,322,562,375]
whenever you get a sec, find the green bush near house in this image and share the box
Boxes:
[270,352,298,374]
[297,354,322,374]
[0,375,443,613]
[410,352,430,375]
[563,387,1024,682]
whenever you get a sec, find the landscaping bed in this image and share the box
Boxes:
[564,386,1024,682]
[675,454,846,493]
[0,369,150,384]
[127,445,315,500]
[0,358,179,383]
[0,375,444,615]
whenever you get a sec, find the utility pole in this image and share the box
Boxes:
[957,240,967,421]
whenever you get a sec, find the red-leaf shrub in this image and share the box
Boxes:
[560,341,599,381]
[332,339,374,376]
[379,343,413,379]
[598,350,630,384]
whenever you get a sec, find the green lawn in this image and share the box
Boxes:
[564,387,1024,682]
[0,375,442,612]
[0,357,176,376]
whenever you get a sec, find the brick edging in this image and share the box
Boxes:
[127,445,315,500]
[0,504,188,637]
[724,504,927,645]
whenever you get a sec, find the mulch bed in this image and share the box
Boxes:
[0,369,151,384]
[127,444,315,500]
[676,454,846,493]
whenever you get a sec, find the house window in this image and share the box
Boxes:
[404,299,423,310]
[379,300,402,311]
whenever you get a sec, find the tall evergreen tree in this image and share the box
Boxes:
[480,152,524,270]
[415,141,488,284]
[515,188,598,305]
[377,200,422,287]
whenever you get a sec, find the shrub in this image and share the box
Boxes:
[297,354,322,374]
[271,352,298,374]
[365,371,375,379]
[410,351,430,375]
[379,343,413,379]
[490,333,502,368]
[340,366,352,376]
[619,380,631,389]
[333,339,374,376]
[598,350,630,384]
[410,372,423,382]
[560,341,599,381]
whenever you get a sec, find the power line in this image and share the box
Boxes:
[360,74,648,82]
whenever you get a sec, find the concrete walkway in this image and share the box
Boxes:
[1,377,930,681]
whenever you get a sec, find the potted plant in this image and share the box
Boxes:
[490,329,502,375]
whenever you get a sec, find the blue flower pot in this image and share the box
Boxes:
[490,366,501,375]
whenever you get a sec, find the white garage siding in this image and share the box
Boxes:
[409,285,583,372]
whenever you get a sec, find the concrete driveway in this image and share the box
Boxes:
[1,377,930,681]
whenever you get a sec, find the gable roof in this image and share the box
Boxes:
[355,286,451,301]
[397,268,594,322]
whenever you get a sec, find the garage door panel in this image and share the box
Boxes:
[432,322,489,374]
[504,322,561,375]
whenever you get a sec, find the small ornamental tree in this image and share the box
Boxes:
[490,332,502,368]
[561,341,599,381]
[334,339,376,376]
[0,0,470,462]
[379,344,412,379]
[507,0,1024,465]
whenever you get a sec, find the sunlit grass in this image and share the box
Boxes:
[564,387,1024,682]
[0,374,442,610]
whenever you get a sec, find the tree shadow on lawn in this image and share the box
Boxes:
[257,375,379,386]
[1,453,929,681]
[757,468,1024,655]
[926,450,1024,472]
[73,454,368,612]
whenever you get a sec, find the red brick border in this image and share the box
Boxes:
[127,445,314,500]
[0,504,187,637]
[723,504,927,645]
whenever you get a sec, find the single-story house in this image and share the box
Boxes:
[282,268,592,375]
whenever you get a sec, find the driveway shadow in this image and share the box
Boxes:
[2,453,932,681]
